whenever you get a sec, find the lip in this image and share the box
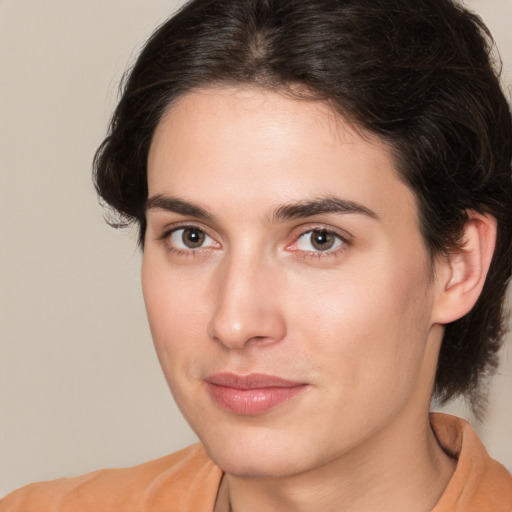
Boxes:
[204,373,309,415]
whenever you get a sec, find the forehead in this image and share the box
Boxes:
[147,86,418,228]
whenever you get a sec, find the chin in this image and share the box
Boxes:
[198,426,322,478]
[208,447,304,478]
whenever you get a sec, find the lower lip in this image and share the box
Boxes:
[206,383,308,415]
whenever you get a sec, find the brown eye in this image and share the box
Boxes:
[168,227,217,251]
[181,227,206,248]
[295,229,344,252]
[310,230,336,251]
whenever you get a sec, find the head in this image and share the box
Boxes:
[94,0,511,462]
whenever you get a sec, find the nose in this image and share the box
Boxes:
[207,256,287,350]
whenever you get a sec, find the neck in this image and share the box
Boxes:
[216,411,456,512]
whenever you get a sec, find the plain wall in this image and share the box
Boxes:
[1,0,511,497]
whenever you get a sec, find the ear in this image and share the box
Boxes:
[431,212,497,325]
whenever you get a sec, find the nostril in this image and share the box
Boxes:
[246,336,273,345]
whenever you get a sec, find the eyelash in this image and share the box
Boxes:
[158,224,219,256]
[286,226,350,259]
[157,224,350,259]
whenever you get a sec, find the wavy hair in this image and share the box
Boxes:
[93,0,512,413]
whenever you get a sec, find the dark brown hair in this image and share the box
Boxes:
[93,0,512,412]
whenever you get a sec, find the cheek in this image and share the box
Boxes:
[142,266,212,425]
[288,255,433,399]
[141,255,209,377]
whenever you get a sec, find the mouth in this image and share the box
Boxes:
[204,373,309,415]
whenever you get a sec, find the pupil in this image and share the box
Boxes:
[183,228,205,248]
[312,230,334,251]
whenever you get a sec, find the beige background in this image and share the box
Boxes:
[1,0,511,497]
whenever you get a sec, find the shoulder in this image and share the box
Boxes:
[431,413,512,512]
[0,444,223,512]
[459,439,512,512]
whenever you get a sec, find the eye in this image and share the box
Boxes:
[295,229,345,252]
[168,227,217,250]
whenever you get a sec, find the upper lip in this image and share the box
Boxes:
[204,372,306,389]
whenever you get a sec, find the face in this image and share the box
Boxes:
[142,87,445,478]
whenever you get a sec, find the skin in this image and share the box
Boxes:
[142,86,459,512]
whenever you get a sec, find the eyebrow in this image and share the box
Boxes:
[271,197,379,222]
[145,195,214,220]
[145,194,379,223]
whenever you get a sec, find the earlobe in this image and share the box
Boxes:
[432,212,497,325]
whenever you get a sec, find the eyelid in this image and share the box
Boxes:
[289,222,352,243]
[285,223,352,255]
[157,222,221,252]
[156,220,213,239]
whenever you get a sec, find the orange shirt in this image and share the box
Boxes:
[1,413,511,511]
[430,414,512,511]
